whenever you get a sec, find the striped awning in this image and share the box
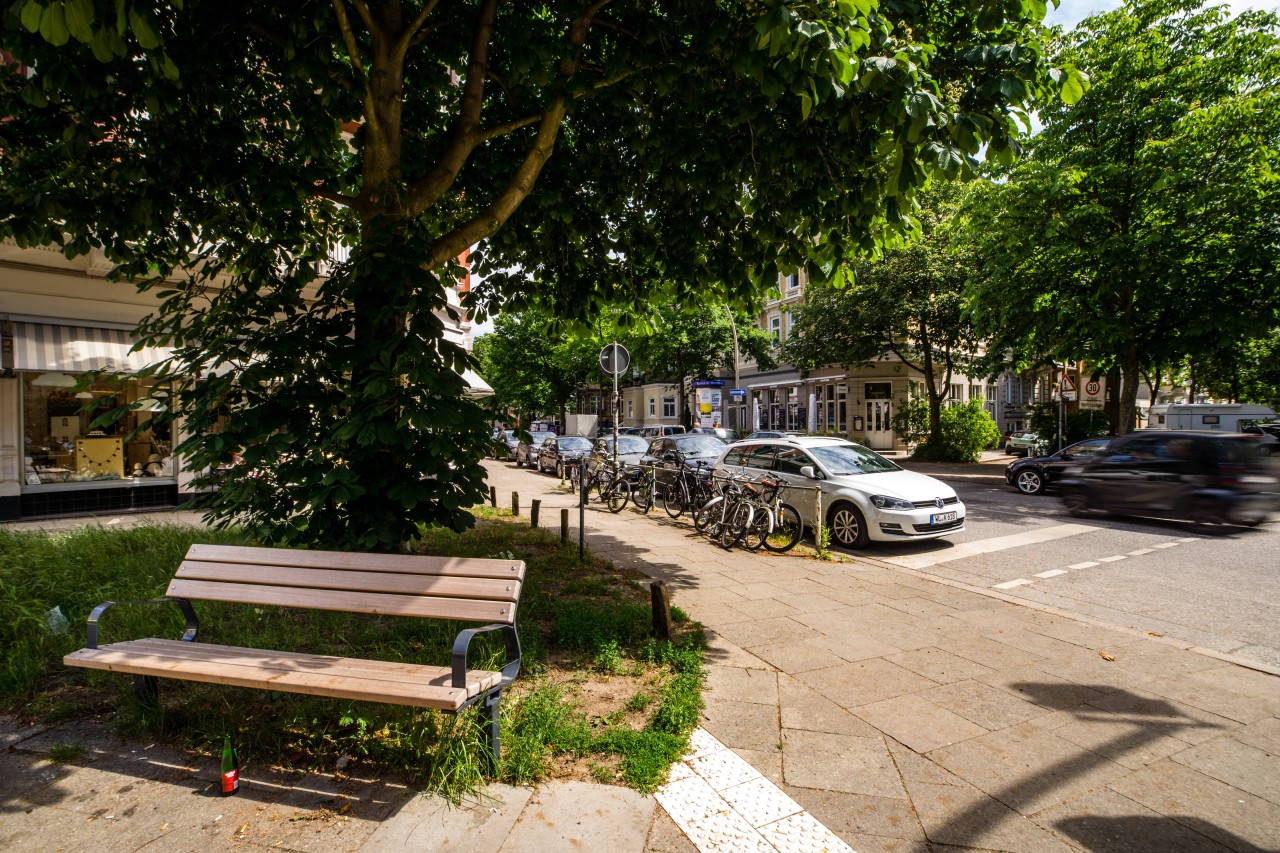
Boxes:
[8,322,172,374]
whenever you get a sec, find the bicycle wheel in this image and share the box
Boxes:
[719,502,752,549]
[764,504,803,553]
[662,482,687,519]
[605,478,630,513]
[693,497,722,532]
[635,477,654,514]
[742,505,773,551]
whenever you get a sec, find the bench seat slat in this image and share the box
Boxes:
[65,641,501,710]
[117,639,502,694]
[164,579,517,624]
[176,561,522,603]
[185,544,526,581]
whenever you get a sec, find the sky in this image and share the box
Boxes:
[1048,0,1276,28]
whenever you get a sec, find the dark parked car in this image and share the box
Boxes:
[535,435,594,478]
[514,432,553,468]
[1005,437,1113,495]
[493,429,519,461]
[1058,431,1277,528]
[641,434,728,496]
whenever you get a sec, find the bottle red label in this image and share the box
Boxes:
[222,768,239,794]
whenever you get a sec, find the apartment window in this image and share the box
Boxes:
[785,312,794,338]
[628,400,634,419]
[969,385,981,401]
[948,384,964,406]
[769,315,781,345]
[648,397,655,417]
[662,396,676,418]
[785,272,800,290]
[986,385,997,403]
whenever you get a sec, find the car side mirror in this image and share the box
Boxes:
[799,465,820,480]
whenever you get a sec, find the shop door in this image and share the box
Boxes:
[865,383,894,449]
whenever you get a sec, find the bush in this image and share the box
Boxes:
[910,399,1001,462]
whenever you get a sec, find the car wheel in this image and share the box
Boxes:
[1192,497,1229,535]
[516,454,524,469]
[1015,469,1045,495]
[1063,490,1092,517]
[556,460,564,480]
[827,501,869,549]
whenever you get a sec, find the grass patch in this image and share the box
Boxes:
[2,508,704,800]
[45,741,87,763]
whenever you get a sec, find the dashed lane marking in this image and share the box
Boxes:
[1153,542,1181,549]
[1068,561,1100,570]
[994,578,1035,589]
[1097,555,1127,563]
[1035,569,1068,578]
[1128,548,1155,556]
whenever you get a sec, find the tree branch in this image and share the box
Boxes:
[405,0,500,215]
[332,0,367,80]
[396,0,443,60]
[423,97,568,268]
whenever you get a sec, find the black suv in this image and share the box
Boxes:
[1058,431,1277,527]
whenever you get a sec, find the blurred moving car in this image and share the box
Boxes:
[1058,431,1277,528]
[1004,432,1040,456]
[714,436,964,549]
[535,435,594,478]
[1005,437,1113,495]
[514,432,553,468]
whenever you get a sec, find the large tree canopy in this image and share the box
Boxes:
[783,183,976,449]
[0,0,1069,549]
[964,0,1280,434]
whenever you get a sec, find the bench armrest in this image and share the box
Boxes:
[86,598,200,649]
[451,623,521,690]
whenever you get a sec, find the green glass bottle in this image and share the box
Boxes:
[220,734,239,795]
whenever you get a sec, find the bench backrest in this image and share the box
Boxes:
[166,544,526,625]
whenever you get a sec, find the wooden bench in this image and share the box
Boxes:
[64,544,525,765]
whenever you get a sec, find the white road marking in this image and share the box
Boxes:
[1178,537,1201,543]
[1068,561,1100,569]
[1128,548,1155,556]
[1097,555,1127,563]
[656,728,853,853]
[1035,569,1069,578]
[995,578,1035,589]
[883,523,1097,570]
[1153,542,1181,549]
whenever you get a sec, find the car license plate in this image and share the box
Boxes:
[930,512,957,524]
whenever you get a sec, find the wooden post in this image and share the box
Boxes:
[530,499,541,528]
[650,581,673,641]
[814,486,824,552]
[560,508,569,542]
[489,486,496,508]
[511,491,519,516]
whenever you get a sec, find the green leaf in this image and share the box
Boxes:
[800,92,812,121]
[39,2,71,46]
[1059,69,1087,105]
[64,0,95,43]
[128,6,162,49]
[20,1,44,33]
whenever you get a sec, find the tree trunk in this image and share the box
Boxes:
[918,322,944,445]
[1118,341,1141,434]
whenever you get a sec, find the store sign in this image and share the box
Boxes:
[692,379,725,388]
[696,386,723,428]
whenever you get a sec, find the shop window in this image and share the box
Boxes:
[21,373,175,488]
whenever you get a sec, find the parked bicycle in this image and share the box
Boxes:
[659,454,715,520]
[693,472,754,549]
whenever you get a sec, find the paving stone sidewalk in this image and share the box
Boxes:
[485,461,1280,853]
[5,467,1280,852]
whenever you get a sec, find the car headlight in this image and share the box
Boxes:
[870,495,915,511]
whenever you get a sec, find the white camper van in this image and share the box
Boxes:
[1147,403,1277,432]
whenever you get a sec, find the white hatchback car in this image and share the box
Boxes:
[713,436,965,548]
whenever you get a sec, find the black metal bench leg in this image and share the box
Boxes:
[133,675,159,707]
[484,689,503,771]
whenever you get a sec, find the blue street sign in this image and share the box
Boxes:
[729,389,746,399]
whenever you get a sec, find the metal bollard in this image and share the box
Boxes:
[530,499,540,528]
[511,491,519,516]
[489,486,497,508]
[561,508,569,542]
